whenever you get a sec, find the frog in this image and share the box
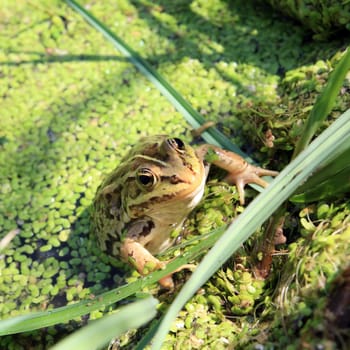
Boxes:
[92,135,278,288]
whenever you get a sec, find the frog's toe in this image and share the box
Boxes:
[159,263,196,289]
[159,275,174,289]
[254,168,279,178]
[235,179,246,205]
[225,165,278,205]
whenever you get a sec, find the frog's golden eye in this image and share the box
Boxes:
[167,138,185,153]
[136,168,157,188]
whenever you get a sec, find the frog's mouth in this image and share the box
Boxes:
[185,172,206,209]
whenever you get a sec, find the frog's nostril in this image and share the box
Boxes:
[167,137,185,152]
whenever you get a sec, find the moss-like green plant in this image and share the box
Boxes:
[266,0,350,39]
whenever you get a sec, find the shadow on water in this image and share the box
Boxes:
[129,0,349,76]
[0,51,129,66]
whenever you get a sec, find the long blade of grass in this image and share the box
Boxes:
[290,165,350,202]
[49,297,158,350]
[293,47,350,157]
[291,144,350,202]
[64,0,244,156]
[0,226,224,335]
[150,108,350,350]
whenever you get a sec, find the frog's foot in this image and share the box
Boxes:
[121,238,195,289]
[224,164,278,205]
[191,121,216,138]
[121,237,165,272]
[159,263,196,289]
[196,144,278,205]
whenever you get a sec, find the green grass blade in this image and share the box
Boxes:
[134,318,162,350]
[64,0,244,156]
[50,297,158,350]
[291,144,350,202]
[290,165,350,203]
[293,47,350,157]
[0,226,224,335]
[64,0,273,202]
[150,108,350,350]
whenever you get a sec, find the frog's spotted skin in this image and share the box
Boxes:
[92,135,278,288]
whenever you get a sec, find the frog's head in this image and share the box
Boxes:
[123,136,207,253]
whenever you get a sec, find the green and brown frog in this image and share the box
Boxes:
[92,136,278,288]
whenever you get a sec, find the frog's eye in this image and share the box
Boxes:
[167,138,185,153]
[136,168,157,188]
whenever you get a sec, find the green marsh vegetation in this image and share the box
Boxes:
[0,1,349,349]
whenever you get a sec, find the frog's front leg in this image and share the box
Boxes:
[120,238,194,289]
[120,238,172,288]
[196,144,278,205]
